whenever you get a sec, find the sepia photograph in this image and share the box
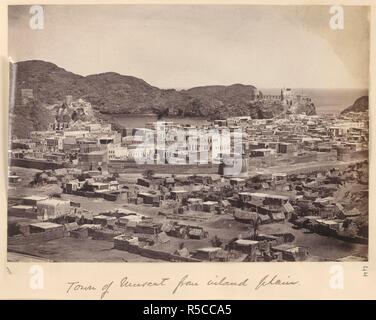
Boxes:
[6,4,370,264]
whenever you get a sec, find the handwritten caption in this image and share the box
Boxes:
[65,274,299,299]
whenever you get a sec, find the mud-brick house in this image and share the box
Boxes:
[272,173,287,183]
[29,222,64,236]
[63,222,79,236]
[8,217,37,236]
[337,207,361,219]
[163,177,175,188]
[261,182,270,190]
[109,180,120,191]
[271,244,310,261]
[137,177,159,189]
[36,198,71,221]
[9,175,21,183]
[271,173,290,191]
[244,202,286,223]
[22,195,49,206]
[249,193,289,206]
[231,239,259,260]
[118,213,147,226]
[170,189,190,203]
[187,198,203,211]
[63,179,81,193]
[135,222,162,235]
[283,202,295,220]
[77,150,108,172]
[45,152,67,162]
[203,201,218,213]
[188,226,208,240]
[233,210,259,224]
[188,175,213,185]
[63,136,77,153]
[312,218,343,236]
[238,192,253,203]
[137,192,160,205]
[93,215,117,227]
[277,142,297,154]
[86,181,110,192]
[230,178,246,188]
[317,203,340,219]
[9,205,36,218]
[250,148,273,157]
[192,247,222,261]
[259,214,272,224]
[313,197,335,207]
[269,211,286,222]
[220,200,233,213]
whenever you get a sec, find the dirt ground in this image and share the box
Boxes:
[8,238,161,262]
[258,222,368,260]
[8,165,368,262]
[8,166,62,197]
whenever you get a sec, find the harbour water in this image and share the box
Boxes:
[261,88,368,114]
[112,114,211,128]
[112,88,368,128]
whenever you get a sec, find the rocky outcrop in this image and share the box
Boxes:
[292,101,316,116]
[341,96,369,114]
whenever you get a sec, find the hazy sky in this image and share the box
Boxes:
[8,5,370,89]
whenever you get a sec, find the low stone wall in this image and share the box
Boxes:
[109,162,219,174]
[10,158,66,170]
[91,229,123,241]
[114,237,200,262]
[66,190,119,201]
[8,227,64,245]
[70,228,89,240]
[101,193,118,201]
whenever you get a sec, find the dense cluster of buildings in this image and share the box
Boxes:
[10,95,368,175]
[7,93,369,262]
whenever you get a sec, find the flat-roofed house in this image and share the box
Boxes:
[36,199,71,221]
[170,189,190,202]
[249,193,289,206]
[78,150,108,172]
[9,205,35,218]
[22,195,49,206]
[137,192,160,205]
[202,201,218,212]
[88,182,110,192]
[232,239,259,257]
[29,222,64,236]
[93,215,117,227]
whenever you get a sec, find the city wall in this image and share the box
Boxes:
[10,158,66,170]
[109,162,219,174]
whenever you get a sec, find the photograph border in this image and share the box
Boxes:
[0,0,375,300]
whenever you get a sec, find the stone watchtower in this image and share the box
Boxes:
[281,88,294,107]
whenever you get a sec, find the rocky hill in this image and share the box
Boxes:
[341,96,369,114]
[9,60,316,137]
